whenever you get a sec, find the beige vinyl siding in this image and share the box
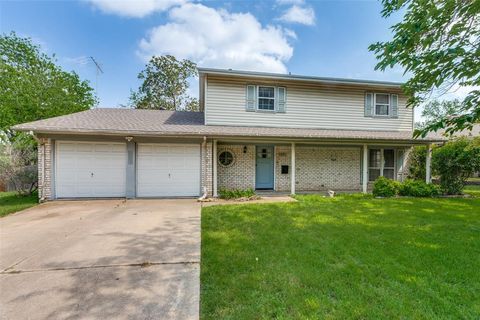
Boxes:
[205,76,413,132]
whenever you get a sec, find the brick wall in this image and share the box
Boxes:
[38,138,52,201]
[217,145,255,190]
[216,144,362,192]
[275,145,291,192]
[295,146,361,191]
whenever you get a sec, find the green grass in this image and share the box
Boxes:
[201,195,480,319]
[0,191,38,217]
[465,185,480,197]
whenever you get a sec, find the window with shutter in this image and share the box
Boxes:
[365,93,373,117]
[246,85,256,111]
[245,85,287,113]
[391,94,398,118]
[277,87,286,113]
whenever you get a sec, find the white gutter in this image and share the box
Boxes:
[198,136,209,201]
[197,67,405,88]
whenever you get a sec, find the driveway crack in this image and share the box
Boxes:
[0,260,200,275]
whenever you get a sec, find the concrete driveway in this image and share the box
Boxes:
[0,199,201,320]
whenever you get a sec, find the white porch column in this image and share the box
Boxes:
[426,143,432,184]
[291,142,296,195]
[362,144,368,193]
[213,140,218,197]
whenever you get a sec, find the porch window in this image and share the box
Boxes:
[369,148,396,181]
[369,149,381,181]
[257,86,275,111]
[257,147,273,159]
[218,150,234,167]
[374,93,390,116]
[383,149,395,179]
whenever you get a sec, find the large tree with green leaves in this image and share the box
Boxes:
[416,99,462,128]
[0,32,97,142]
[369,0,480,137]
[130,55,199,111]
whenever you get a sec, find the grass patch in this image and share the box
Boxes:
[201,194,480,319]
[464,185,480,197]
[0,191,38,217]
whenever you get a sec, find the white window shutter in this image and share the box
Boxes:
[246,85,256,111]
[391,94,398,118]
[365,92,373,117]
[277,87,286,113]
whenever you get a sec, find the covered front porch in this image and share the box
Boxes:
[211,138,434,196]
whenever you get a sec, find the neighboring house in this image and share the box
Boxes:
[13,68,443,201]
[434,123,480,140]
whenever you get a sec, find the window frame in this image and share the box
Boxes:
[256,85,276,112]
[374,93,390,117]
[368,148,396,182]
[218,150,235,167]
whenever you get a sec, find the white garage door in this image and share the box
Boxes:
[137,144,200,197]
[55,141,127,198]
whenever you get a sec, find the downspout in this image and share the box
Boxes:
[198,136,209,201]
[30,132,45,202]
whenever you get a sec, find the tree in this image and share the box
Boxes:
[130,55,199,111]
[432,137,480,194]
[1,32,96,195]
[0,32,97,142]
[369,0,480,137]
[0,137,38,195]
[417,99,462,129]
[407,145,427,180]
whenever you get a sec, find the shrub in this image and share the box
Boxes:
[407,146,427,180]
[432,137,480,195]
[218,188,256,200]
[0,139,38,196]
[399,179,440,197]
[372,177,401,197]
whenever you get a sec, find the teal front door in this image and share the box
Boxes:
[255,146,274,190]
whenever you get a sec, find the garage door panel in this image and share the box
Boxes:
[56,142,126,198]
[76,144,94,152]
[137,144,200,197]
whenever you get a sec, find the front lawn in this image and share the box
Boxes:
[201,195,480,319]
[0,191,38,217]
[465,185,480,197]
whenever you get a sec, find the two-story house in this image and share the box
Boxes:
[14,68,442,200]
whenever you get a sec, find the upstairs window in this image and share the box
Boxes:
[364,92,398,118]
[374,93,390,116]
[246,85,286,113]
[257,86,275,111]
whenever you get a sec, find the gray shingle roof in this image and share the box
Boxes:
[13,108,443,143]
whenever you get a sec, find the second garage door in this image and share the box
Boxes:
[136,144,201,197]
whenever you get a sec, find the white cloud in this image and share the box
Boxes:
[85,0,184,18]
[279,4,315,25]
[276,0,305,5]
[138,3,294,73]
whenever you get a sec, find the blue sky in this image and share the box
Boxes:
[1,0,412,113]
